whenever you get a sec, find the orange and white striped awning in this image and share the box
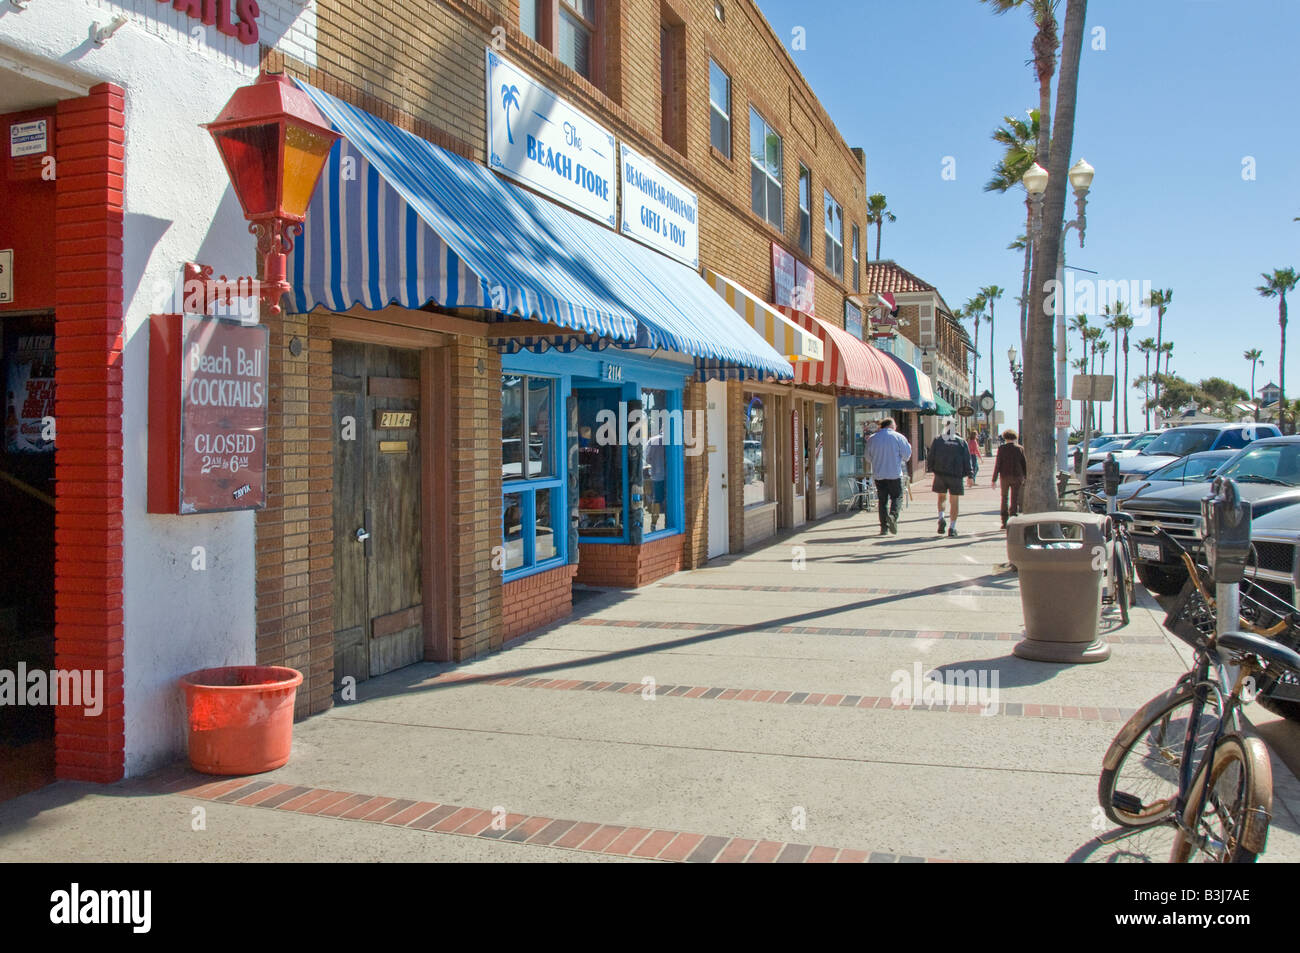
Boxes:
[705,269,824,363]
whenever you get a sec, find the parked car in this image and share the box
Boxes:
[1086,422,1280,490]
[1121,436,1300,594]
[1077,430,1163,471]
[1109,450,1238,503]
[1224,501,1300,721]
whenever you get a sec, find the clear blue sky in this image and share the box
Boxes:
[756,0,1300,429]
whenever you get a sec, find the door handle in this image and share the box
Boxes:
[355,527,371,542]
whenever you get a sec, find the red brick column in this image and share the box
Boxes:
[52,84,126,783]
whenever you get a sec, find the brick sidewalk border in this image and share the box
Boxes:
[426,671,1136,723]
[152,773,958,863]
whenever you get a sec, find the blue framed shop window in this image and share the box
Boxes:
[502,372,567,581]
[640,385,684,541]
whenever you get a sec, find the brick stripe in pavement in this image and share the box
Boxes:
[426,671,1135,723]
[568,617,1162,645]
[658,582,1020,598]
[155,775,956,863]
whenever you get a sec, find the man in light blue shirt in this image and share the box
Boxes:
[864,418,912,535]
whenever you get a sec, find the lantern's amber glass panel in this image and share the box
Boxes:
[282,126,337,220]
[214,123,279,218]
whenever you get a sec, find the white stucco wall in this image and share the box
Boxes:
[1,0,317,775]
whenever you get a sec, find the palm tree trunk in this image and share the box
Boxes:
[1281,297,1289,434]
[1143,352,1151,429]
[971,316,980,401]
[988,307,996,406]
[1024,0,1086,512]
[1123,340,1130,430]
[875,223,882,261]
[1020,200,1032,357]
[1154,310,1164,410]
[1112,324,1119,432]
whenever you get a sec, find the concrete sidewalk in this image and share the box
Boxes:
[4,481,1299,862]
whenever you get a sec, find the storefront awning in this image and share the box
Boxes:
[287,80,792,382]
[932,394,956,417]
[704,269,823,363]
[843,350,937,411]
[778,307,910,399]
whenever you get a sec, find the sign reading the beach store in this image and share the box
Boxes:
[619,144,699,267]
[486,49,617,226]
[771,243,815,313]
[148,314,269,515]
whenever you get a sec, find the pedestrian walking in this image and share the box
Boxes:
[864,417,911,535]
[991,429,1027,529]
[966,429,981,482]
[927,420,973,537]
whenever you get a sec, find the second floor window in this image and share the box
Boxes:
[709,60,731,157]
[559,0,596,79]
[798,165,811,256]
[851,224,860,291]
[824,190,843,279]
[749,108,782,231]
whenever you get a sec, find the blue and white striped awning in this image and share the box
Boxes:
[288,80,791,382]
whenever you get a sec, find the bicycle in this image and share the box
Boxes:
[1096,478,1300,862]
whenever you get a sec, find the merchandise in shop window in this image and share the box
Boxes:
[3,329,54,454]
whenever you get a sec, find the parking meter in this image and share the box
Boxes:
[1102,453,1122,496]
[1201,477,1252,584]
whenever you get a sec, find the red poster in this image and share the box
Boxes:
[150,315,268,514]
[4,327,54,454]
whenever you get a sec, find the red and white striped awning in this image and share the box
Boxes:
[778,306,911,399]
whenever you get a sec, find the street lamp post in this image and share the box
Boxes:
[1008,345,1024,437]
[1022,158,1095,474]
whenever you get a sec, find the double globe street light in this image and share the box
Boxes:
[1022,157,1096,472]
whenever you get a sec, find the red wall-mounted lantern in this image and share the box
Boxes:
[201,72,339,314]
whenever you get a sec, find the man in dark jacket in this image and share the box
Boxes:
[991,429,1028,529]
[926,420,973,537]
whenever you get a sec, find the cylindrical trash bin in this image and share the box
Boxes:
[1007,511,1112,663]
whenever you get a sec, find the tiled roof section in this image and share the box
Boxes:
[865,260,937,295]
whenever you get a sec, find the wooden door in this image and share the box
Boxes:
[331,341,424,688]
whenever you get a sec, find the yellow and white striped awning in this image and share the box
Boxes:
[705,268,825,363]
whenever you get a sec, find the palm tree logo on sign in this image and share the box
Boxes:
[501,84,521,144]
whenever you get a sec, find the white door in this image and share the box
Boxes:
[706,380,729,559]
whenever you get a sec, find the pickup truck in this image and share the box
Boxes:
[1120,436,1300,594]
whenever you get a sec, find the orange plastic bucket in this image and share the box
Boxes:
[180,666,303,775]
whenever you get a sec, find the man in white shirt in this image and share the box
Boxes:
[863,418,912,535]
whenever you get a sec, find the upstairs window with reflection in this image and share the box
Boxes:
[501,374,563,576]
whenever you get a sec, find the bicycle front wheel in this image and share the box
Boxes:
[1112,547,1131,625]
[1169,734,1272,863]
[1098,683,1222,828]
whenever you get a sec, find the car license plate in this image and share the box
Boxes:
[1137,543,1161,561]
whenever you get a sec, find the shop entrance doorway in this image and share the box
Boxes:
[705,380,729,559]
[331,341,424,686]
[0,312,56,799]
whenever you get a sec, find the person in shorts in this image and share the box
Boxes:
[927,420,973,537]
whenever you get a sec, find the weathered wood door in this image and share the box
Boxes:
[332,341,424,687]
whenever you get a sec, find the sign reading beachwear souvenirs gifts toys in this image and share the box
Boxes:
[486,49,617,226]
[147,314,269,514]
[771,243,815,313]
[619,143,699,267]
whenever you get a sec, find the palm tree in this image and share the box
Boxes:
[501,84,522,144]
[1115,309,1134,431]
[1258,268,1299,433]
[1084,325,1102,429]
[995,0,1081,512]
[963,294,987,399]
[985,110,1040,355]
[980,285,1005,405]
[1068,313,1089,371]
[1143,288,1173,409]
[1102,303,1120,431]
[1160,340,1174,387]
[866,194,896,261]
[1244,348,1264,417]
[1136,337,1156,428]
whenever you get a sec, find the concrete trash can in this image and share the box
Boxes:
[1006,511,1111,663]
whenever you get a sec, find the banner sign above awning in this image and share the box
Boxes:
[485,49,617,226]
[619,143,699,267]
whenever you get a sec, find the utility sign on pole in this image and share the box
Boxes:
[1071,375,1114,402]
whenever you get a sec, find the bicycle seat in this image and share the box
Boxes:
[1110,512,1134,526]
[1217,630,1300,673]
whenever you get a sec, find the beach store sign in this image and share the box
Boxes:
[619,143,699,268]
[486,49,616,226]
